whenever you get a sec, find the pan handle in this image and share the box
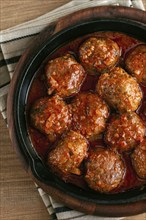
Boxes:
[30,158,55,184]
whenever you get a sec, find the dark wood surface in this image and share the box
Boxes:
[6,6,146,218]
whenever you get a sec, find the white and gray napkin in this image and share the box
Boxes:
[0,0,145,219]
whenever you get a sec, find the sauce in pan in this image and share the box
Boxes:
[27,32,146,193]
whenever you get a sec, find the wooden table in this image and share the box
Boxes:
[0,1,146,220]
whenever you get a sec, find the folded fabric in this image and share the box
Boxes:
[0,0,145,220]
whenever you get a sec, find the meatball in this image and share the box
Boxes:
[71,92,109,141]
[30,95,72,142]
[105,112,145,152]
[79,37,120,75]
[47,130,88,176]
[125,45,146,84]
[85,148,125,192]
[45,54,86,98]
[96,67,142,113]
[131,138,146,179]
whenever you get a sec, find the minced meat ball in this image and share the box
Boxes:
[30,95,72,142]
[105,112,145,152]
[96,67,142,113]
[85,148,125,192]
[45,54,86,98]
[131,138,146,179]
[79,37,120,75]
[47,130,88,176]
[125,44,146,84]
[71,92,109,141]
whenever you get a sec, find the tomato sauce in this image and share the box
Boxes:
[27,32,146,193]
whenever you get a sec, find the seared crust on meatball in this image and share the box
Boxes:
[45,54,86,98]
[131,138,146,179]
[85,148,125,192]
[30,95,72,142]
[72,92,109,141]
[47,130,88,176]
[105,112,145,152]
[96,67,142,113]
[79,37,120,75]
[125,45,146,84]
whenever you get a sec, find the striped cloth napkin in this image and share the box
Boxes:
[0,0,145,220]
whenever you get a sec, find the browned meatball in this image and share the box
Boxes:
[85,148,125,192]
[131,138,146,179]
[45,54,86,98]
[96,67,142,113]
[30,95,72,142]
[79,37,120,75]
[47,130,88,176]
[125,45,146,84]
[71,92,109,141]
[105,112,145,152]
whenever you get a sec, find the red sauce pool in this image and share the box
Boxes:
[27,31,146,193]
